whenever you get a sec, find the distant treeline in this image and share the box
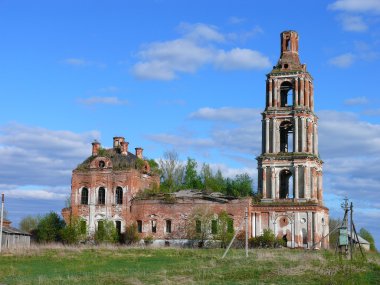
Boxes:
[148,151,254,197]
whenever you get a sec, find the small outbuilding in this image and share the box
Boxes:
[348,233,370,251]
[1,219,31,249]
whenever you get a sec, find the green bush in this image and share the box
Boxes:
[249,229,280,248]
[261,229,276,247]
[123,223,140,244]
[144,235,154,245]
[95,220,118,244]
[60,218,86,244]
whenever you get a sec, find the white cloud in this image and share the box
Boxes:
[215,48,271,70]
[319,110,380,157]
[344,96,368,105]
[132,22,270,80]
[62,58,105,68]
[190,107,260,122]
[178,23,225,43]
[3,188,67,200]
[329,53,355,67]
[339,14,368,32]
[329,0,380,14]
[133,39,214,80]
[78,96,128,105]
[207,163,255,179]
[363,108,380,116]
[0,123,99,186]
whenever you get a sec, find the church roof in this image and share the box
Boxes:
[75,148,139,171]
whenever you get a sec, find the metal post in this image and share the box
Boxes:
[245,207,248,257]
[0,193,4,254]
[350,202,353,260]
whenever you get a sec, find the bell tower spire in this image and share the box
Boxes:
[254,31,329,249]
[258,30,321,203]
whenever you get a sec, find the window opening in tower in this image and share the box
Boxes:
[280,81,294,107]
[280,169,292,199]
[280,121,294,152]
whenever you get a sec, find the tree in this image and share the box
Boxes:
[200,163,213,191]
[329,218,341,249]
[212,169,226,192]
[147,159,160,175]
[20,215,40,233]
[36,212,65,243]
[359,227,377,252]
[183,158,202,189]
[226,174,253,197]
[95,220,118,243]
[159,150,184,192]
[233,173,253,197]
[187,206,213,247]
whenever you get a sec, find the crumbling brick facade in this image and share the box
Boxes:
[62,137,160,235]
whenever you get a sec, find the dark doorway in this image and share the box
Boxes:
[283,234,288,246]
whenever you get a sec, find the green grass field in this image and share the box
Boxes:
[0,245,379,285]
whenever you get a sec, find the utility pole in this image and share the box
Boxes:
[245,207,248,257]
[350,202,353,260]
[0,193,4,253]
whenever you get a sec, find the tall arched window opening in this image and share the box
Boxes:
[280,82,294,107]
[81,188,88,205]
[280,121,294,152]
[279,169,292,199]
[98,187,105,205]
[116,187,123,204]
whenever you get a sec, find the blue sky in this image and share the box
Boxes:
[1,0,380,247]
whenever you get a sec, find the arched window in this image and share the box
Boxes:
[286,38,291,51]
[81,188,88,205]
[165,220,172,233]
[280,121,294,152]
[115,187,123,205]
[280,81,294,107]
[279,169,292,199]
[98,187,105,205]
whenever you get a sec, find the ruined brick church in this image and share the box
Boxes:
[63,31,329,248]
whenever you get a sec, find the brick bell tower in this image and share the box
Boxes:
[255,31,329,248]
